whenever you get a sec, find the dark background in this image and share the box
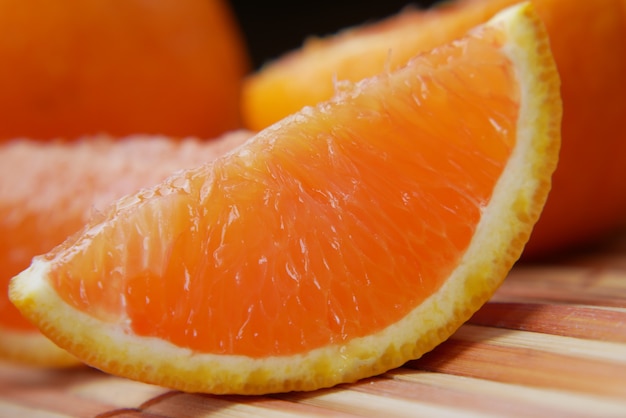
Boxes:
[229,1,443,69]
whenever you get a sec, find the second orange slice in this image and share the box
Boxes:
[0,132,251,366]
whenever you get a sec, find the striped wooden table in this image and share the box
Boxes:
[2,231,626,417]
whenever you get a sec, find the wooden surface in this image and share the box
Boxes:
[2,232,626,417]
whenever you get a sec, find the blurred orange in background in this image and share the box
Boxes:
[241,0,626,259]
[0,0,250,141]
[0,131,252,366]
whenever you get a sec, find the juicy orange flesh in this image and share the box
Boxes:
[48,27,517,357]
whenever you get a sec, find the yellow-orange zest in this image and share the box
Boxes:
[10,3,561,395]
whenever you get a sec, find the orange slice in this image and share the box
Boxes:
[0,132,251,366]
[10,3,561,394]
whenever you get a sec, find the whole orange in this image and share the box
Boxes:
[0,0,249,141]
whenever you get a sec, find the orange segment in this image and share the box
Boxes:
[10,3,561,394]
[0,131,251,366]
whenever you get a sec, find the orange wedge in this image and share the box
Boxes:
[0,132,251,366]
[10,3,561,394]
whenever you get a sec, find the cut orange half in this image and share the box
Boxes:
[10,3,561,394]
[0,132,251,366]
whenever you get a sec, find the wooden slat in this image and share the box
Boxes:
[386,370,626,418]
[67,374,169,411]
[469,302,626,342]
[142,391,355,418]
[494,265,626,307]
[410,336,626,398]
[0,400,73,418]
[277,386,492,418]
[454,324,626,365]
[0,364,120,417]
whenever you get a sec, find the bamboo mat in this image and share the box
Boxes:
[2,232,626,417]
